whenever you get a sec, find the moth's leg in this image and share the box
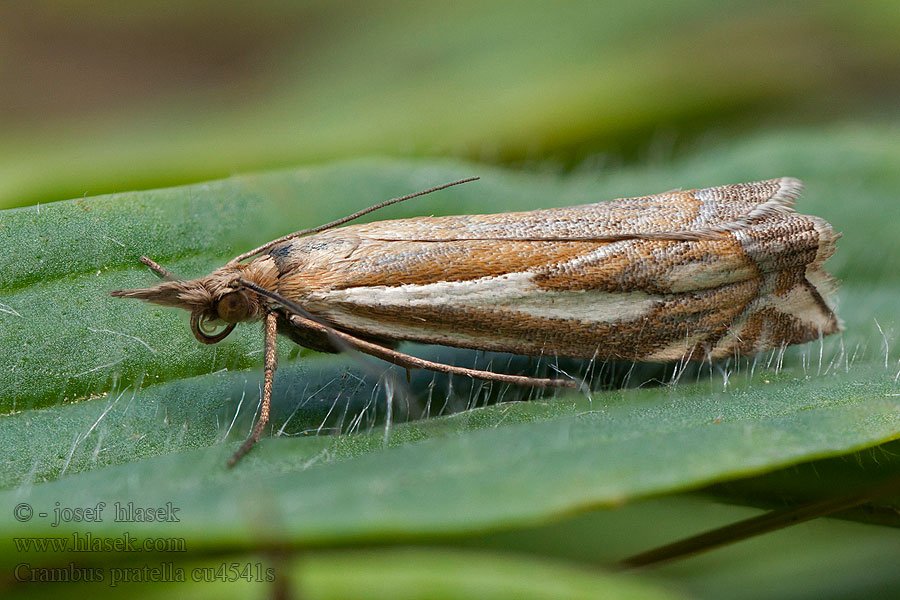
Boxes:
[287,314,576,389]
[228,311,279,467]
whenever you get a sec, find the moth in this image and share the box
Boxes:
[112,176,840,466]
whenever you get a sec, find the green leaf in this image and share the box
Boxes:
[3,361,899,560]
[2,124,900,594]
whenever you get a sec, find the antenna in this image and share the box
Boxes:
[227,177,479,265]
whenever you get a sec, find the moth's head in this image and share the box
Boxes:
[111,262,266,344]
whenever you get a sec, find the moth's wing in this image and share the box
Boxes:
[277,216,837,359]
[322,176,804,241]
[269,177,824,292]
[264,177,838,360]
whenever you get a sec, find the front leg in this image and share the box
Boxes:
[228,310,278,467]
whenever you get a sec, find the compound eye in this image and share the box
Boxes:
[216,291,251,323]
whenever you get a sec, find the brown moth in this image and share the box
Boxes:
[112,177,840,466]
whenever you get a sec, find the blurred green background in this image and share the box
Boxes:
[2,2,900,599]
[2,0,899,208]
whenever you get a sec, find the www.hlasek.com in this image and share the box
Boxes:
[14,562,276,586]
[14,532,185,553]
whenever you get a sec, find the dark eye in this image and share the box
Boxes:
[216,291,251,323]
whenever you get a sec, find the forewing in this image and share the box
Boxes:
[331,176,802,241]
[265,178,838,360]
